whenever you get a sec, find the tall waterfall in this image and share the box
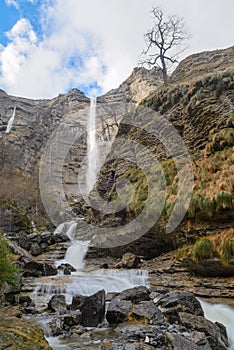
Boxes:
[86,97,99,194]
[6,106,16,134]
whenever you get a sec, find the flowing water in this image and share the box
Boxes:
[200,300,234,349]
[28,222,234,350]
[29,221,150,349]
[6,106,16,134]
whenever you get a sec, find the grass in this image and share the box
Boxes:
[176,228,234,266]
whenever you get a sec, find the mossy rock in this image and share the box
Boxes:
[0,307,52,350]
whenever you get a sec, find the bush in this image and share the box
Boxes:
[192,238,215,261]
[0,232,18,285]
[220,239,234,264]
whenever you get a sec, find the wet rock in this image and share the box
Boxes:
[30,242,41,256]
[64,312,81,327]
[121,253,141,268]
[48,294,67,313]
[22,261,57,277]
[58,263,76,275]
[132,301,164,324]
[49,317,64,336]
[71,294,86,310]
[106,299,132,325]
[43,263,57,276]
[165,332,202,350]
[116,286,151,304]
[156,291,204,323]
[71,290,105,327]
[18,232,31,250]
[51,233,70,244]
[178,312,229,349]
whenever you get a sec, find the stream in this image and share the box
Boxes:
[24,222,234,350]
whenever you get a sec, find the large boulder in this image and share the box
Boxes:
[106,299,132,325]
[155,291,204,323]
[48,295,67,313]
[178,312,229,350]
[116,286,151,304]
[71,290,105,327]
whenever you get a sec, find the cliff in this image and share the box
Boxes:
[0,46,233,258]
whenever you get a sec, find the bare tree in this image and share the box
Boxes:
[140,6,190,85]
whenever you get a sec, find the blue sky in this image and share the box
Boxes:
[0,0,233,99]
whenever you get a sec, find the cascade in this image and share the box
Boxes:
[200,300,234,349]
[86,97,99,194]
[6,106,16,134]
[33,221,149,307]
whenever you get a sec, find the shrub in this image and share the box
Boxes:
[191,238,215,261]
[0,232,18,285]
[220,239,234,264]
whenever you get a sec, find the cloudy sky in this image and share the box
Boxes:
[0,0,233,99]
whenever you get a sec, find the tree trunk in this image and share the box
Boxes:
[160,55,168,85]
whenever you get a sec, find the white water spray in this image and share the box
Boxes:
[200,300,234,349]
[86,97,99,194]
[6,106,16,134]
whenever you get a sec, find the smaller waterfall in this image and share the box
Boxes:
[6,106,16,134]
[86,97,99,194]
[200,300,234,349]
[62,240,90,270]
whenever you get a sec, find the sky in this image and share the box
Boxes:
[0,0,233,99]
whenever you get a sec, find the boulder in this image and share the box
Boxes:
[48,295,67,313]
[71,290,105,327]
[22,261,57,277]
[30,242,41,256]
[178,312,229,350]
[106,299,132,325]
[58,263,76,275]
[165,332,203,350]
[121,253,141,268]
[49,317,64,336]
[116,286,151,304]
[63,312,81,327]
[156,291,204,323]
[18,232,31,250]
[132,301,164,324]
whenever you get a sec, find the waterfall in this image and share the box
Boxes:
[6,106,16,134]
[86,97,99,194]
[62,240,90,270]
[33,221,150,307]
[200,300,234,349]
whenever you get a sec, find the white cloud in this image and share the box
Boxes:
[0,0,234,99]
[5,0,19,9]
[0,18,37,91]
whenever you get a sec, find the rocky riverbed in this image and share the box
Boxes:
[1,232,234,350]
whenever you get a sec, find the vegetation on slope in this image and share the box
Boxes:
[0,232,18,285]
[176,228,234,265]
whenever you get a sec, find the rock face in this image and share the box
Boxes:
[89,45,234,258]
[102,66,163,103]
[0,46,233,260]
